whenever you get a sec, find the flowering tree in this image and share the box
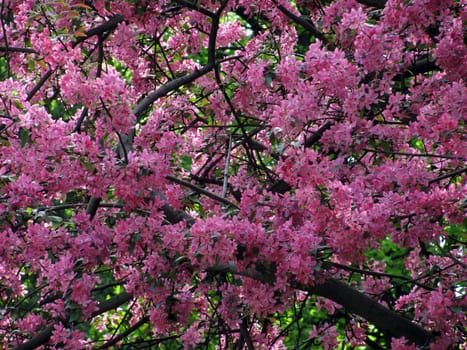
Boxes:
[0,0,465,349]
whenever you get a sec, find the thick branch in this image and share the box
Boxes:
[73,14,124,47]
[207,263,434,347]
[304,122,332,148]
[17,242,436,350]
[0,46,37,53]
[364,58,439,85]
[87,13,220,218]
[91,292,132,317]
[12,326,54,350]
[13,293,132,350]
[395,58,439,80]
[132,64,214,118]
[356,0,387,8]
[304,279,432,346]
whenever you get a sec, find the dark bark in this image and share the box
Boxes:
[13,326,54,350]
[275,4,327,43]
[304,122,333,148]
[304,278,433,347]
[356,0,387,8]
[13,293,132,350]
[207,264,434,347]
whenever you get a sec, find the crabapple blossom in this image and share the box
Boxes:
[0,0,465,349]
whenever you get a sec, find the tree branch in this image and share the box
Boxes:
[324,261,434,291]
[356,0,387,8]
[85,5,225,220]
[12,326,54,350]
[304,122,332,148]
[132,64,215,118]
[132,3,223,119]
[26,14,124,101]
[166,175,239,209]
[16,240,436,349]
[206,263,434,347]
[97,315,150,349]
[274,3,327,43]
[429,167,466,185]
[26,70,53,101]
[234,7,263,35]
[395,58,439,80]
[13,293,132,350]
[0,46,37,53]
[304,278,433,347]
[73,14,124,47]
[91,292,132,317]
[363,148,465,160]
[172,0,215,17]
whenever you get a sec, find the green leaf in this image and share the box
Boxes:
[19,127,30,147]
[450,306,463,315]
[129,232,141,253]
[409,138,425,152]
[179,155,192,171]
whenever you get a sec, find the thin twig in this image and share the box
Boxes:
[274,2,327,43]
[222,135,232,198]
[97,316,150,349]
[324,261,434,291]
[364,148,465,160]
[429,167,466,184]
[166,175,238,209]
[172,0,215,17]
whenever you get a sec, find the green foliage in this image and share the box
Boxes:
[0,57,10,81]
[111,57,133,85]
[40,94,83,122]
[179,154,193,172]
[18,126,30,147]
[366,237,410,278]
